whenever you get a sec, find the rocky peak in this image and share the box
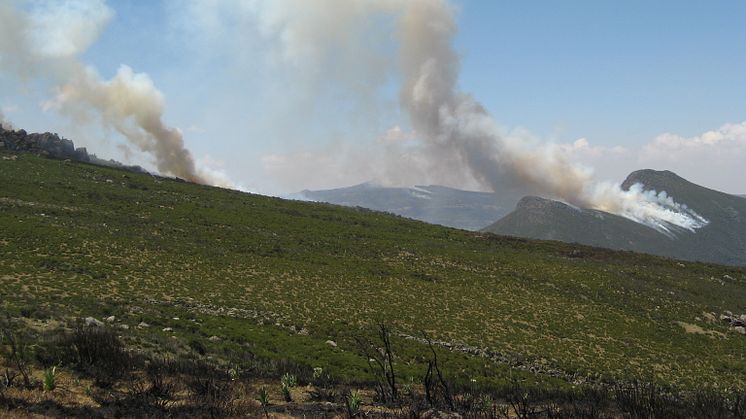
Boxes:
[0,124,90,162]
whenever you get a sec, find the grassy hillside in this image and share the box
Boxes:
[2,152,746,397]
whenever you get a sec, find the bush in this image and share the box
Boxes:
[51,326,131,387]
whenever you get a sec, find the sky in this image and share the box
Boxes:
[1,0,745,195]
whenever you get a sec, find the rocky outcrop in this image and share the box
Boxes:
[1,124,148,174]
[0,124,90,162]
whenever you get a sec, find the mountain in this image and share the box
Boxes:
[296,182,521,230]
[484,170,746,266]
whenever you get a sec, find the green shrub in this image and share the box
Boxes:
[43,366,57,391]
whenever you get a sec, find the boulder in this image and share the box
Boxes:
[138,322,150,328]
[734,326,746,336]
[85,317,104,327]
[105,316,116,323]
[325,340,337,348]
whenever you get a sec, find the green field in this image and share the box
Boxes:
[2,152,746,392]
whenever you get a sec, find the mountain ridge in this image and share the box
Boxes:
[485,170,746,265]
[296,182,521,231]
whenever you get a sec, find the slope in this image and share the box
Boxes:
[1,152,746,391]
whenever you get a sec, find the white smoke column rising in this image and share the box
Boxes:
[0,0,231,187]
[251,0,707,231]
[47,65,205,184]
[393,0,709,232]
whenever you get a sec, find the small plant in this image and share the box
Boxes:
[345,389,363,418]
[281,384,292,402]
[312,367,323,382]
[256,387,270,418]
[281,372,297,388]
[281,372,297,402]
[43,366,57,391]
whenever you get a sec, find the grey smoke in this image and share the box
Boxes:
[0,0,226,186]
[249,0,707,231]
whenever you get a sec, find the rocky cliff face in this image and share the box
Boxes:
[0,124,90,162]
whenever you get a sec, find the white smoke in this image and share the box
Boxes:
[246,0,707,232]
[0,0,231,187]
[0,109,14,130]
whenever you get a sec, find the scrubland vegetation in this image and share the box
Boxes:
[2,152,746,417]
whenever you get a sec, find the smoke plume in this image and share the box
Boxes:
[0,110,14,130]
[394,0,706,232]
[254,0,707,232]
[0,0,226,186]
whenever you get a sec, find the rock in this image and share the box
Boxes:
[105,316,116,323]
[298,328,309,335]
[208,335,221,342]
[732,319,746,328]
[740,314,746,322]
[138,322,150,328]
[85,317,104,327]
[172,317,180,321]
[162,327,173,332]
[119,324,130,330]
[734,326,746,335]
[725,310,734,317]
[703,312,716,323]
[720,314,732,323]
[325,340,337,348]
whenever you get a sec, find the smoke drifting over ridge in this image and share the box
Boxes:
[0,1,226,186]
[253,0,707,232]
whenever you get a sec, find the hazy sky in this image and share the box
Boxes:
[1,0,745,195]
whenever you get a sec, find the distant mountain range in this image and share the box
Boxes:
[294,183,521,231]
[485,170,746,266]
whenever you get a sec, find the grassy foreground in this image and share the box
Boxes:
[1,152,746,415]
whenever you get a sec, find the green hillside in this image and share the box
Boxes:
[2,152,746,393]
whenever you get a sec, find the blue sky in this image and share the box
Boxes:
[456,0,746,146]
[1,0,745,194]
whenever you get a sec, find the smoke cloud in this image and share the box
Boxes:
[0,109,14,130]
[0,0,228,186]
[398,0,708,232]
[251,0,707,232]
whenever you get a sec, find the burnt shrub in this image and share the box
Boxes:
[51,326,132,387]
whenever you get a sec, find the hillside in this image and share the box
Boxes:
[485,170,746,266]
[2,152,746,415]
[296,183,519,231]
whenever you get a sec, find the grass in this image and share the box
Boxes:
[1,151,746,398]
